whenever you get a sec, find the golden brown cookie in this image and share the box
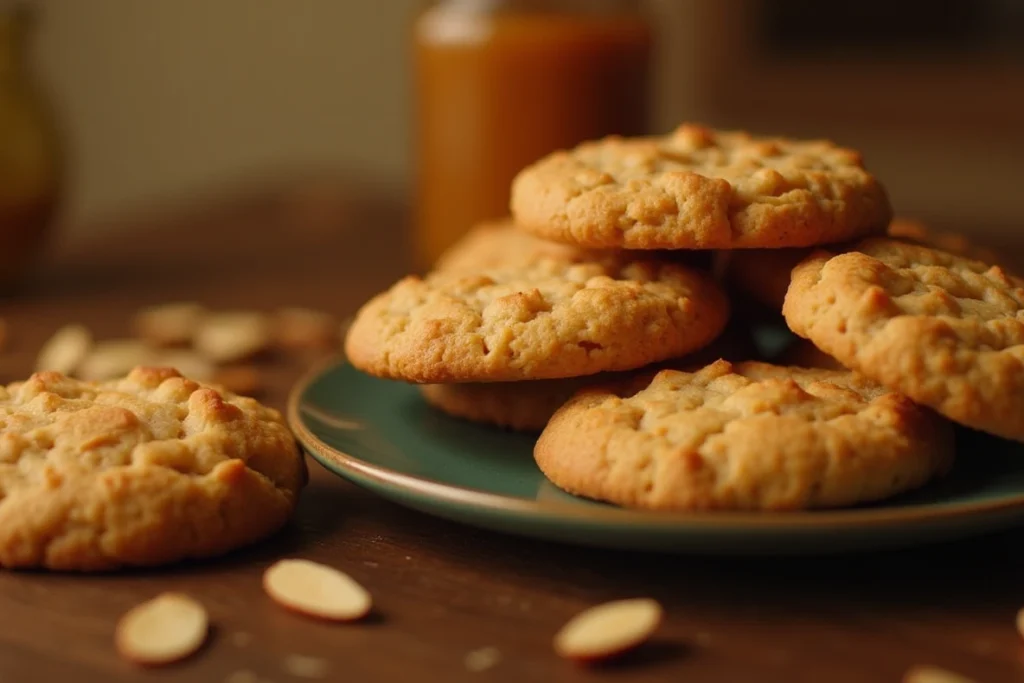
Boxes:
[0,367,306,570]
[719,248,809,311]
[511,123,891,250]
[434,220,587,272]
[784,238,1024,442]
[419,329,758,432]
[535,360,953,511]
[420,378,589,432]
[887,218,1001,266]
[345,255,729,383]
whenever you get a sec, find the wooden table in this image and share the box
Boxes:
[2,182,1024,683]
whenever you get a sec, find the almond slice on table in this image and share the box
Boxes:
[35,324,93,375]
[194,311,271,364]
[133,302,206,347]
[263,559,372,622]
[903,665,977,683]
[115,593,209,666]
[76,339,157,381]
[273,307,338,352]
[554,598,663,663]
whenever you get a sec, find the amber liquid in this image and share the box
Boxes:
[413,10,651,268]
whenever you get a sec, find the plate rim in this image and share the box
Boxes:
[287,357,1024,531]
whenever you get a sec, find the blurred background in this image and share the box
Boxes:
[10,0,1024,260]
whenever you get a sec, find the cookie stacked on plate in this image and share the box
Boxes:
[346,123,1019,512]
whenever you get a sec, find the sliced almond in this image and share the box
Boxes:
[554,598,662,663]
[153,350,216,382]
[194,311,271,364]
[212,365,263,397]
[903,665,977,683]
[263,559,371,622]
[282,654,330,679]
[76,339,157,381]
[133,302,206,347]
[35,324,93,375]
[273,307,338,352]
[115,592,208,666]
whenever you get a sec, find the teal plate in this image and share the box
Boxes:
[288,359,1024,555]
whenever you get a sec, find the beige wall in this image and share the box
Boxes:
[28,1,1024,237]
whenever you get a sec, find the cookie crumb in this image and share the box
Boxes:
[282,654,330,679]
[464,646,501,672]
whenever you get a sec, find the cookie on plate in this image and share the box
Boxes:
[345,254,729,383]
[0,367,306,570]
[419,329,757,432]
[535,360,953,511]
[434,220,587,272]
[784,238,1024,442]
[511,123,891,250]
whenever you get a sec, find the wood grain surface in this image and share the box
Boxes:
[1,182,1023,683]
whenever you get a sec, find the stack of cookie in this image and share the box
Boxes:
[346,123,1020,513]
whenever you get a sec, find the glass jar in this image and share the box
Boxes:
[412,0,652,268]
[0,5,61,291]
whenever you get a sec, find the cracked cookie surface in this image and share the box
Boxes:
[0,366,306,570]
[784,238,1024,442]
[345,255,729,383]
[535,360,952,511]
[511,124,891,250]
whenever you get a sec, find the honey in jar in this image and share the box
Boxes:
[413,0,652,268]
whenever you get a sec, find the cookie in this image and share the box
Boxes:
[511,123,891,250]
[345,255,729,383]
[720,248,809,311]
[783,238,1024,442]
[420,378,589,432]
[434,220,586,272]
[535,360,953,511]
[419,329,757,432]
[0,367,306,570]
[887,218,1002,266]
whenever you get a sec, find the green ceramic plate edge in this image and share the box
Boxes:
[288,358,1024,555]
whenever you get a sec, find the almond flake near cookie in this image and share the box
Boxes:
[535,360,954,511]
[783,237,1024,442]
[511,124,892,250]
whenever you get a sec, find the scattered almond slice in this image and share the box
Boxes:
[553,598,662,663]
[153,350,216,382]
[282,654,330,679]
[263,559,372,622]
[194,311,271,364]
[464,646,502,672]
[35,324,93,375]
[76,339,157,381]
[273,307,338,352]
[134,302,206,347]
[903,665,977,683]
[115,593,209,666]
[213,365,263,397]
